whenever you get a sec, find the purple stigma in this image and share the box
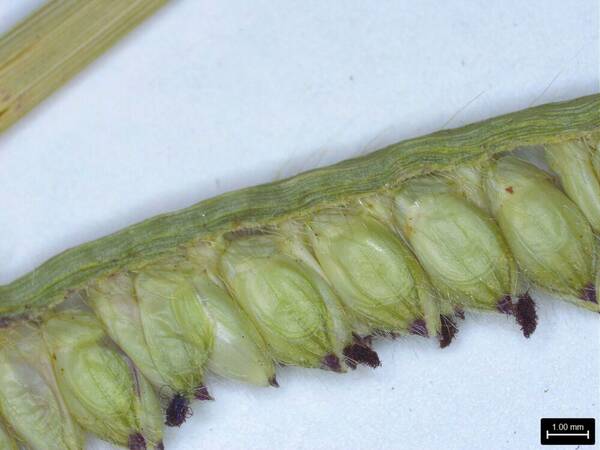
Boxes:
[322,354,342,372]
[343,342,381,369]
[165,394,190,427]
[409,319,429,337]
[194,384,214,401]
[128,433,146,450]
[581,283,597,304]
[496,295,514,315]
[515,292,537,338]
[438,315,458,348]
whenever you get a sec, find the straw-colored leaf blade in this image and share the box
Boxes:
[0,0,168,134]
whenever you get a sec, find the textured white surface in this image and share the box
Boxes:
[1,1,599,449]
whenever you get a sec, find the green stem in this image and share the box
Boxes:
[1,94,599,319]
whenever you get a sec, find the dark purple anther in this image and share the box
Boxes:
[438,315,458,349]
[515,293,537,338]
[343,342,381,369]
[128,433,146,450]
[581,283,597,304]
[194,384,214,401]
[322,353,342,372]
[496,295,513,315]
[409,319,429,337]
[165,394,190,427]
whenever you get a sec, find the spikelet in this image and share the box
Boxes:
[88,268,214,428]
[0,324,83,450]
[545,140,600,233]
[306,207,444,342]
[185,244,278,386]
[393,176,536,337]
[41,310,163,449]
[219,232,379,372]
[485,156,598,311]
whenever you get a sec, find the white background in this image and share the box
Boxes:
[1,1,599,449]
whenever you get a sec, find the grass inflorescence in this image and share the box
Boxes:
[0,95,598,449]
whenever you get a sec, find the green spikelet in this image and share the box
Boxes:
[0,324,83,450]
[307,208,442,338]
[183,244,277,385]
[545,140,600,233]
[485,156,598,311]
[220,233,357,372]
[41,310,163,448]
[133,266,214,394]
[394,176,519,312]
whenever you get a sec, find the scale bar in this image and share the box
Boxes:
[541,418,595,445]
[546,431,590,438]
